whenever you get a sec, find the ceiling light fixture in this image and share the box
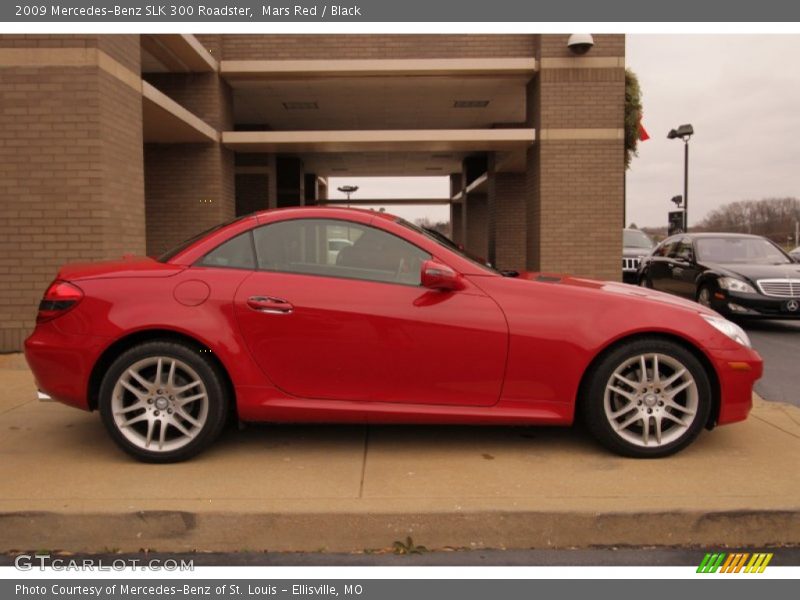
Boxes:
[453,100,490,108]
[282,101,319,110]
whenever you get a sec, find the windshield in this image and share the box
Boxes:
[396,219,501,274]
[695,237,791,265]
[157,216,246,263]
[623,229,654,249]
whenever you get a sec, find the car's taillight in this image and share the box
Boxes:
[37,280,83,323]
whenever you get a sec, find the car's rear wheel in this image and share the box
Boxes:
[99,341,229,462]
[582,338,711,458]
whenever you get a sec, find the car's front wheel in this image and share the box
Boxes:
[582,338,711,458]
[99,340,229,462]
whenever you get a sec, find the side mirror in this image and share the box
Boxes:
[420,260,464,291]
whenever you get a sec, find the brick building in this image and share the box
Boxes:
[0,34,625,352]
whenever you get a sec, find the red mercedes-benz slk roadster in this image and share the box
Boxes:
[25,208,762,462]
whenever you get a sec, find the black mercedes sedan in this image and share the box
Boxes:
[637,233,800,319]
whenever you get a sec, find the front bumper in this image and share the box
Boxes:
[709,346,763,426]
[622,270,639,284]
[710,290,800,319]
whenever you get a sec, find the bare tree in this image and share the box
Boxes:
[696,197,800,246]
[414,217,452,237]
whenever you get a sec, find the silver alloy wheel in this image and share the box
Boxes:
[698,287,712,307]
[603,353,698,448]
[111,356,209,452]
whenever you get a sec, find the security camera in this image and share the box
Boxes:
[567,33,594,55]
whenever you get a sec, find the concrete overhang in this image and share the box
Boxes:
[221,58,537,80]
[141,34,217,73]
[142,82,218,143]
[222,129,536,154]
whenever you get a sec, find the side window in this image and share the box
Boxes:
[662,239,680,258]
[675,238,694,261]
[252,219,431,286]
[198,232,256,269]
[655,239,676,257]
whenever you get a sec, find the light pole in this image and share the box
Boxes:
[336,185,359,207]
[667,124,694,232]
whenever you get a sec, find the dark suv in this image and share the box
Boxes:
[622,228,655,284]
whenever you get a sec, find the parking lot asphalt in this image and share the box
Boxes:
[1,352,799,554]
[742,319,800,407]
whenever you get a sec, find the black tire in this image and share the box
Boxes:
[638,271,652,288]
[98,340,229,463]
[580,337,712,458]
[697,283,725,316]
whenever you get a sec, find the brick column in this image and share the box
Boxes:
[526,34,625,280]
[143,35,235,256]
[0,35,145,351]
[465,194,489,261]
[275,156,305,208]
[488,156,527,271]
[233,153,271,216]
[449,173,463,245]
[304,173,319,206]
[462,155,488,257]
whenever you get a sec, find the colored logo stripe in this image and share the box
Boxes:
[697,552,773,573]
[697,553,726,573]
[746,553,773,573]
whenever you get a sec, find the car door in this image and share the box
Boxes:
[670,237,701,298]
[647,237,679,292]
[233,217,508,407]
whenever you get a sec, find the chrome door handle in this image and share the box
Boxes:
[247,296,293,314]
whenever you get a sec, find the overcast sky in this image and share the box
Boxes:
[626,34,800,228]
[328,35,800,228]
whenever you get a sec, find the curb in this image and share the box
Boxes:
[3,509,800,553]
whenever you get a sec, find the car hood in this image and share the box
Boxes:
[702,262,800,283]
[623,246,652,258]
[515,271,716,315]
[57,256,186,281]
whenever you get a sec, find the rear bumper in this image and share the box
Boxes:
[24,322,110,411]
[709,346,763,426]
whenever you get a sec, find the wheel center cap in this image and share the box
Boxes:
[643,394,658,407]
[154,397,169,410]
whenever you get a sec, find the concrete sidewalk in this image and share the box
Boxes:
[1,353,799,553]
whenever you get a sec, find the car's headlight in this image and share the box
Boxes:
[701,314,752,348]
[718,276,756,294]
